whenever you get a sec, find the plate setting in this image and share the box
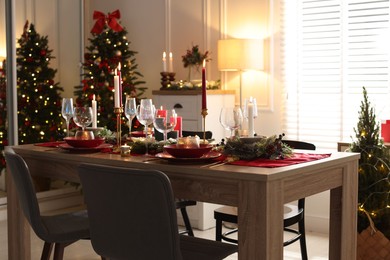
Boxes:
[59,143,113,153]
[155,150,222,163]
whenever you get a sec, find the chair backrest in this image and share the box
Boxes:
[4,149,48,240]
[282,140,316,151]
[182,130,212,140]
[78,164,183,260]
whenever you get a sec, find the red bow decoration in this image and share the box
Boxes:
[91,10,123,34]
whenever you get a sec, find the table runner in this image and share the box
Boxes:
[225,153,331,168]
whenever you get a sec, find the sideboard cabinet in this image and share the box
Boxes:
[152,90,235,144]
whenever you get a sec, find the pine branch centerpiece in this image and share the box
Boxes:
[221,134,293,161]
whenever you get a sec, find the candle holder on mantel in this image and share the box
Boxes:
[160,72,176,89]
[114,106,124,152]
[201,108,208,143]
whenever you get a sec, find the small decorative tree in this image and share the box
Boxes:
[74,10,146,132]
[350,87,390,239]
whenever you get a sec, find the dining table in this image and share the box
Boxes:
[6,143,359,260]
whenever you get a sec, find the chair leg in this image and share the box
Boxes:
[180,207,194,236]
[298,217,308,260]
[53,243,66,260]
[215,218,223,241]
[41,242,53,260]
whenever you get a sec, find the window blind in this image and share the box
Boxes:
[281,0,390,150]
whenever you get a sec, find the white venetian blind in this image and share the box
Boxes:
[281,0,390,150]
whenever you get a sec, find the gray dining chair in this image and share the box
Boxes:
[4,149,97,260]
[213,140,315,260]
[78,163,238,260]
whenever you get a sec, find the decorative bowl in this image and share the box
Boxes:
[64,137,105,148]
[163,144,213,158]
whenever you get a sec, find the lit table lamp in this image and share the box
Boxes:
[217,38,263,108]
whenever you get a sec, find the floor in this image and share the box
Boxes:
[0,217,329,259]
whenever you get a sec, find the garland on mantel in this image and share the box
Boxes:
[163,80,220,91]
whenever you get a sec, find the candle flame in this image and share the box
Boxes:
[118,62,121,71]
[115,68,117,76]
[169,52,173,59]
[163,52,167,59]
[203,59,206,67]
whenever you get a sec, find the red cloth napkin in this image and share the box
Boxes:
[34,141,65,147]
[227,153,331,168]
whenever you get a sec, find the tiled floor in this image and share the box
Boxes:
[0,217,329,259]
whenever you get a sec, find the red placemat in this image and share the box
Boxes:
[227,153,331,168]
[34,141,65,147]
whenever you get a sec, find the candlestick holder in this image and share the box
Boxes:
[160,72,176,89]
[114,106,124,152]
[201,108,208,143]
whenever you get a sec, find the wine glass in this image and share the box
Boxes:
[136,99,155,155]
[61,98,74,137]
[124,96,137,137]
[219,107,243,138]
[73,106,93,132]
[153,109,177,142]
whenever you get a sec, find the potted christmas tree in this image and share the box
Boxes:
[350,87,390,259]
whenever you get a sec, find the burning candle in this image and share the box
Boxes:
[114,69,120,108]
[92,94,97,128]
[201,59,207,110]
[118,62,122,106]
[168,52,173,72]
[162,52,167,72]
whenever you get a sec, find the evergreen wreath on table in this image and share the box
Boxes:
[222,134,293,160]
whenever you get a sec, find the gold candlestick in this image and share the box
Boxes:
[201,108,208,143]
[114,107,124,152]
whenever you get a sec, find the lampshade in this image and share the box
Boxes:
[218,39,263,71]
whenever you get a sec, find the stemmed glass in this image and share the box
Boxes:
[73,106,93,132]
[136,99,155,155]
[61,98,74,137]
[219,107,243,138]
[153,109,177,142]
[124,96,137,137]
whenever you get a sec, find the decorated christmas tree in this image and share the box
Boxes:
[350,87,390,238]
[15,21,64,145]
[74,10,146,132]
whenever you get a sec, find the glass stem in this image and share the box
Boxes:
[66,120,70,137]
[144,126,149,155]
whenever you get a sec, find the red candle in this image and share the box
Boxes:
[157,106,167,118]
[174,116,182,137]
[201,59,207,110]
[118,62,122,106]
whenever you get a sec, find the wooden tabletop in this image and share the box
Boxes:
[7,144,360,260]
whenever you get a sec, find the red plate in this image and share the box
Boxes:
[163,144,213,158]
[59,143,112,152]
[64,137,105,148]
[155,151,222,163]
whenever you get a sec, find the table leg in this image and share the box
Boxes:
[329,160,358,260]
[7,168,31,260]
[238,180,283,260]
